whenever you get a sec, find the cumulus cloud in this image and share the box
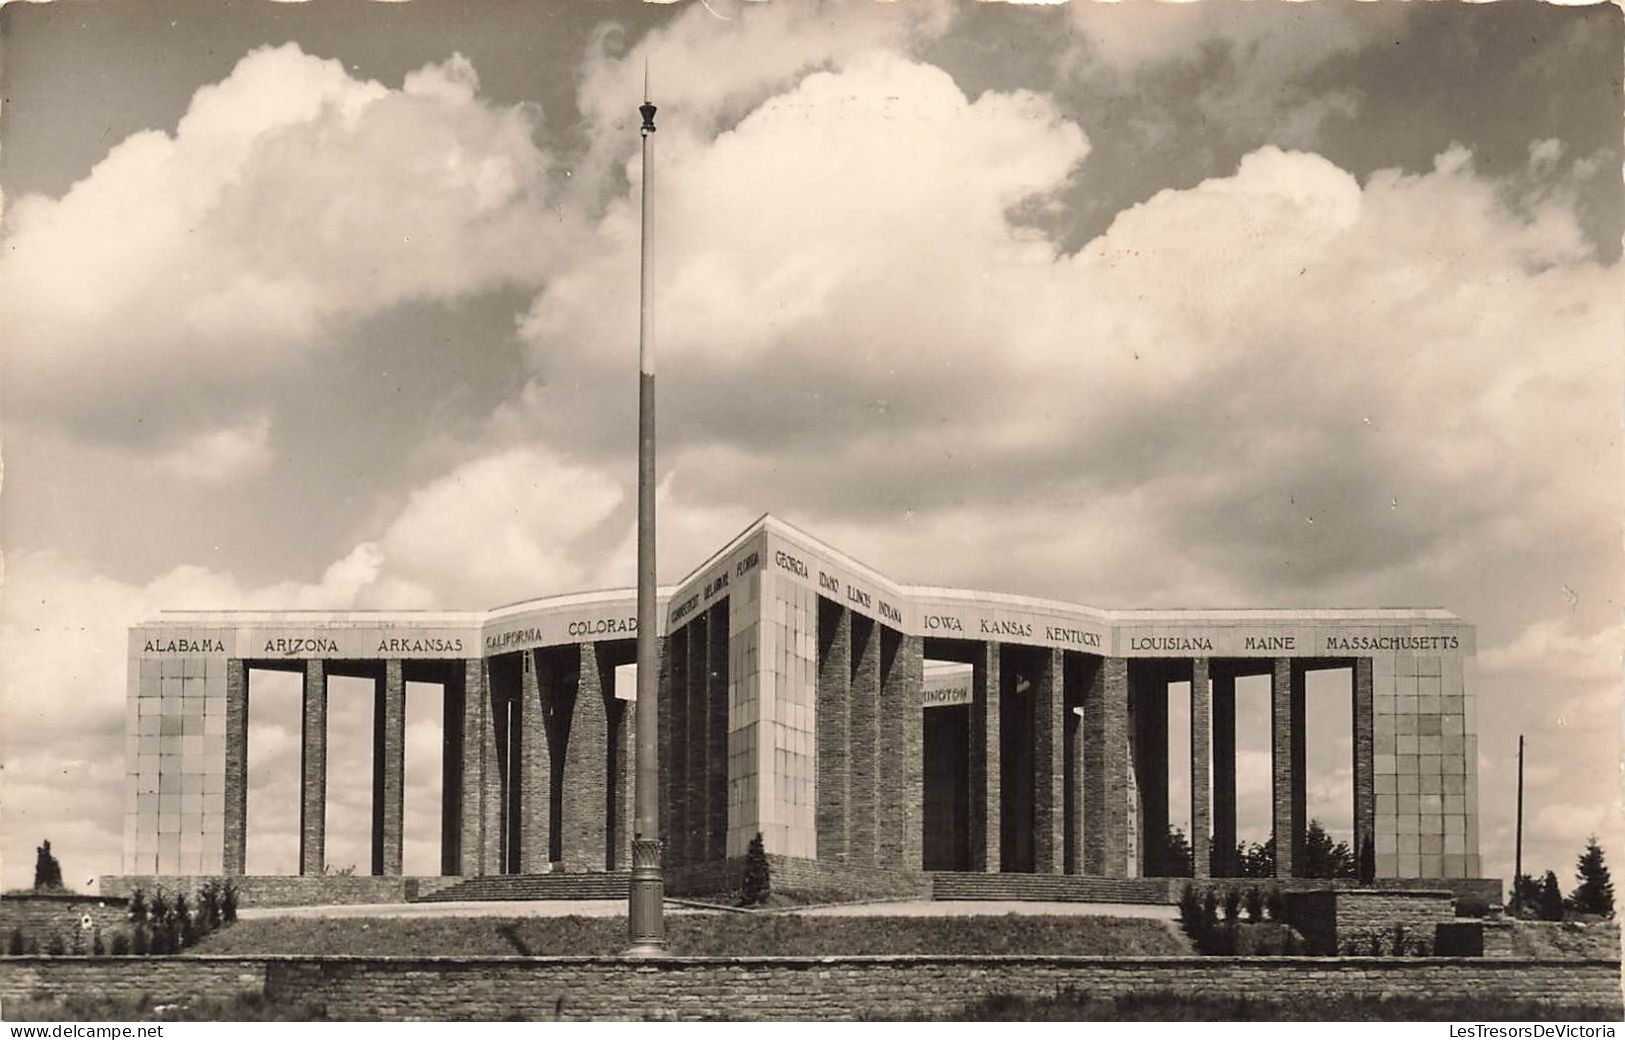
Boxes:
[1,43,564,443]
[153,416,275,484]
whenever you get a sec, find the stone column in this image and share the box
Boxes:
[561,642,609,871]
[459,657,493,876]
[1033,647,1066,874]
[1290,661,1308,876]
[663,628,687,868]
[1353,657,1375,875]
[849,615,881,867]
[441,677,465,875]
[481,660,507,874]
[683,614,708,865]
[1190,657,1211,879]
[1212,667,1237,876]
[519,651,552,872]
[969,641,1001,873]
[878,630,923,871]
[1131,664,1169,877]
[371,659,406,877]
[1065,665,1086,875]
[299,659,327,877]
[1267,656,1293,877]
[1083,657,1129,877]
[223,659,248,877]
[705,605,730,862]
[816,600,851,862]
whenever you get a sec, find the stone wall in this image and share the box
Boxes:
[4,955,1616,1021]
[97,875,463,908]
[0,895,129,952]
[1,958,264,1007]
[1334,890,1458,952]
[1278,889,1457,955]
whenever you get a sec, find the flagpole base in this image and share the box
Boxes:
[624,836,667,957]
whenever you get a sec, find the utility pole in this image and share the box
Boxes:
[625,66,666,956]
[1513,734,1525,915]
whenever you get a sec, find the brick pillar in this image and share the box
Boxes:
[1353,656,1375,874]
[459,657,492,876]
[1270,657,1298,878]
[848,615,881,867]
[1065,666,1086,875]
[223,660,248,877]
[614,691,632,870]
[662,628,686,868]
[1190,658,1211,879]
[1033,647,1066,874]
[705,605,730,861]
[371,659,406,877]
[1083,657,1129,877]
[482,659,507,874]
[816,600,851,862]
[1131,664,1169,876]
[560,642,609,871]
[441,676,464,875]
[1212,667,1237,876]
[683,615,708,865]
[518,651,551,872]
[969,641,1001,873]
[879,630,923,871]
[299,659,327,876]
[1290,661,1308,876]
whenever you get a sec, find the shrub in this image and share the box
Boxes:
[128,887,148,926]
[221,881,240,924]
[174,893,196,949]
[131,926,150,956]
[6,928,24,955]
[110,932,131,956]
[91,931,105,956]
[1243,885,1265,923]
[1201,887,1219,932]
[1222,886,1241,923]
[198,881,222,933]
[741,833,771,907]
[1177,884,1203,934]
[1265,885,1285,921]
[45,935,66,957]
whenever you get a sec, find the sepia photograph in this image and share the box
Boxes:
[0,0,1620,1024]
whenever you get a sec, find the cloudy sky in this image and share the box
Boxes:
[1,0,1619,890]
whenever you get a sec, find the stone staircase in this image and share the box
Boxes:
[409,871,631,903]
[931,872,1180,905]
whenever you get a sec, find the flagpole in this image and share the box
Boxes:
[625,68,666,956]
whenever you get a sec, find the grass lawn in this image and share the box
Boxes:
[188,912,1191,957]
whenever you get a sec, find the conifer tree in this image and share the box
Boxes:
[1538,870,1565,921]
[741,832,771,907]
[33,840,63,892]
[1570,835,1615,918]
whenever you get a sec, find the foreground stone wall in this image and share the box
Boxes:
[3,956,1617,1021]
[1,958,265,1006]
[98,876,463,908]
